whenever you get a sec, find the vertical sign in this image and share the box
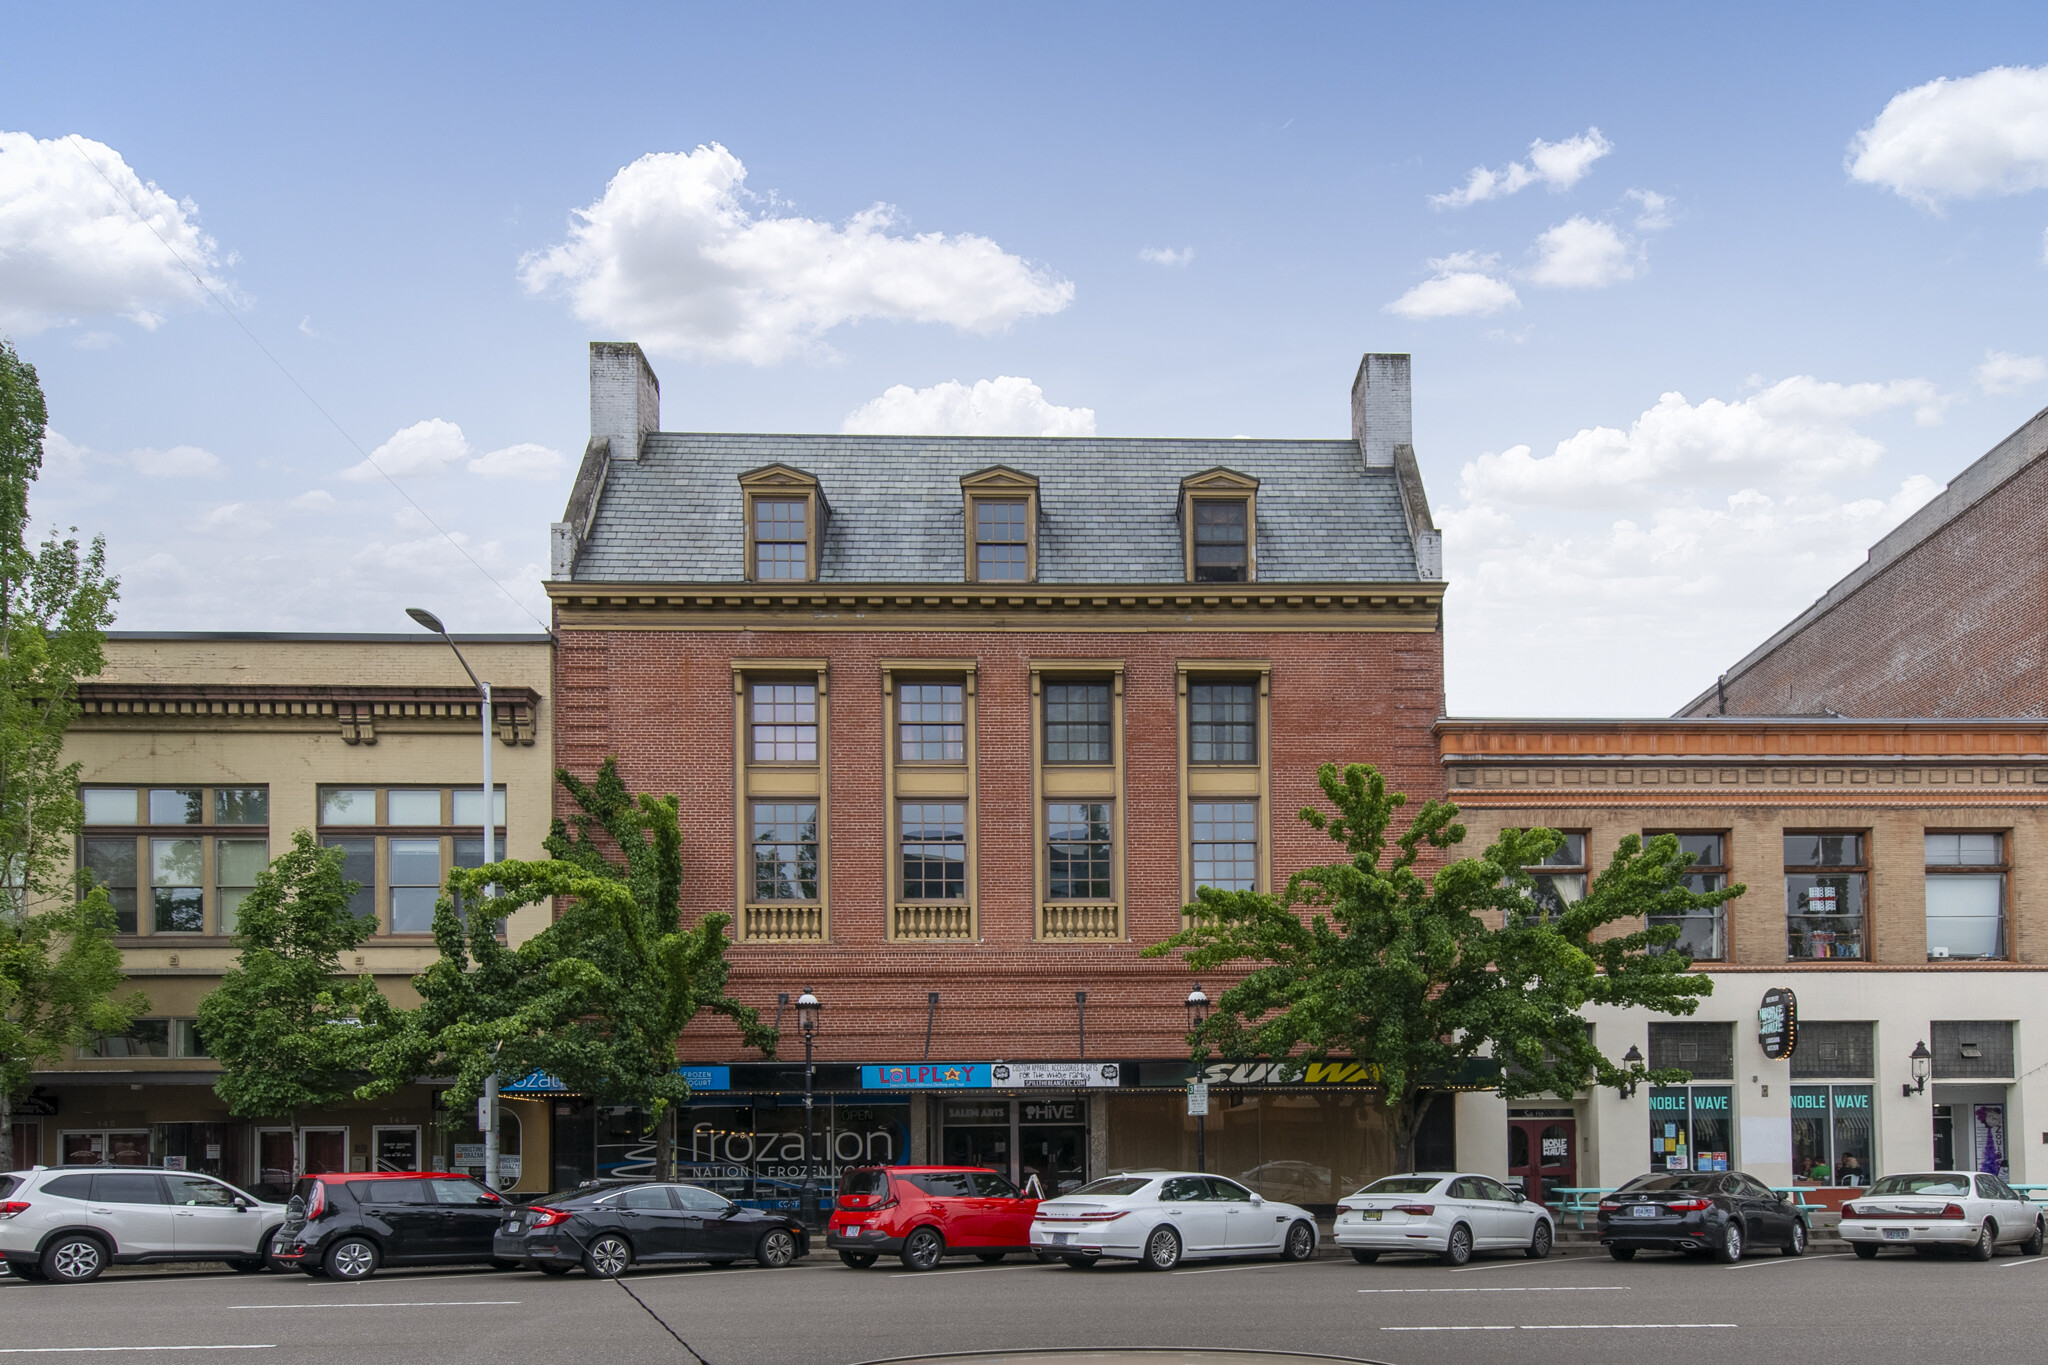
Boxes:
[1186,1080,1210,1117]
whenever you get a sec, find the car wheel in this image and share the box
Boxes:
[537,1262,573,1276]
[39,1234,107,1285]
[1527,1220,1553,1260]
[1281,1220,1316,1261]
[1063,1255,1099,1269]
[1350,1249,1380,1264]
[1781,1220,1807,1257]
[1714,1223,1744,1264]
[584,1235,633,1278]
[1968,1222,1996,1261]
[324,1237,380,1281]
[756,1229,799,1268]
[1439,1223,1473,1267]
[838,1251,878,1269]
[2025,1219,2046,1257]
[1609,1246,1636,1261]
[1141,1225,1183,1270]
[1852,1243,1880,1260]
[899,1226,945,1272]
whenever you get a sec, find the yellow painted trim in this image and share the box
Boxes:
[745,769,821,797]
[1030,660,1126,942]
[733,661,830,942]
[739,466,823,584]
[1180,469,1260,585]
[1044,768,1118,798]
[883,663,979,942]
[1177,661,1275,913]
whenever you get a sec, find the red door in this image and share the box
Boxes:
[1506,1119,1577,1208]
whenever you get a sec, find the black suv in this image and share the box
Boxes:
[1598,1170,1809,1262]
[268,1172,511,1280]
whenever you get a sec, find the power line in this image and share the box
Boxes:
[24,111,553,634]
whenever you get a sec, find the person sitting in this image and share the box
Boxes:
[1805,1159,1832,1183]
[1836,1154,1862,1186]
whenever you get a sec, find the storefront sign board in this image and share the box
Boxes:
[14,1092,57,1116]
[992,1062,1121,1088]
[1758,987,1797,1061]
[863,1064,993,1089]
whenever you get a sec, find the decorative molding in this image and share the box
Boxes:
[75,684,540,747]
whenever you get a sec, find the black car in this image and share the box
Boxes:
[268,1172,512,1280]
[1598,1170,1809,1262]
[494,1180,806,1276]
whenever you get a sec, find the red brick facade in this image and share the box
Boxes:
[552,621,1445,1066]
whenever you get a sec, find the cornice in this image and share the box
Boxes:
[1437,716,2048,763]
[75,683,543,746]
[546,580,1445,633]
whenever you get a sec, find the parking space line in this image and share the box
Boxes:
[1383,1323,1738,1332]
[1357,1285,1629,1294]
[886,1265,1044,1279]
[226,1300,521,1309]
[0,1348,276,1355]
[1448,1255,1592,1273]
[1174,1263,1291,1274]
[1725,1253,1853,1270]
[1999,1256,2048,1268]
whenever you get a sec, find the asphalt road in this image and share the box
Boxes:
[4,1242,2045,1365]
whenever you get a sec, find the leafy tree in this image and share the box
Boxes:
[196,833,398,1149]
[0,339,132,1171]
[386,759,774,1151]
[1146,762,1739,1169]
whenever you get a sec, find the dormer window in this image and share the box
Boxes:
[739,464,825,583]
[1180,468,1259,583]
[960,466,1039,583]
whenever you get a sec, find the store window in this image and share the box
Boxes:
[315,785,506,936]
[80,785,269,936]
[1785,832,1866,960]
[1647,1087,1733,1173]
[1645,831,1728,960]
[61,1130,152,1165]
[1790,1086,1873,1186]
[1523,833,1587,922]
[1925,832,2007,961]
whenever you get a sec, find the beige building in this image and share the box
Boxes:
[1438,717,2048,1204]
[12,631,558,1197]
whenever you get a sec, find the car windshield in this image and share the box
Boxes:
[1621,1173,1720,1193]
[1355,1177,1443,1196]
[1068,1176,1153,1198]
[840,1169,890,1198]
[1868,1174,1972,1197]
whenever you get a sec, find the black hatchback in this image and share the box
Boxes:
[494,1180,806,1276]
[1598,1170,1809,1262]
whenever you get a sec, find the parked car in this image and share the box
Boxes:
[0,1165,286,1284]
[267,1171,511,1280]
[1333,1172,1555,1265]
[1029,1171,1319,1271]
[495,1179,805,1276]
[827,1166,1040,1271]
[1839,1171,2045,1259]
[1598,1170,1808,1262]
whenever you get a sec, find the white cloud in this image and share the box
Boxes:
[0,130,230,334]
[841,376,1096,437]
[1384,252,1520,319]
[1849,65,2048,205]
[1975,349,2048,394]
[128,444,223,479]
[342,419,470,482]
[468,442,569,480]
[1626,189,1674,231]
[1431,128,1613,207]
[289,489,337,511]
[197,503,270,536]
[1139,246,1195,266]
[518,143,1074,364]
[1527,216,1635,288]
[1460,375,1945,507]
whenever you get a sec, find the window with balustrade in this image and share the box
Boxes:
[1177,664,1272,916]
[734,664,830,942]
[885,666,978,941]
[1032,664,1124,941]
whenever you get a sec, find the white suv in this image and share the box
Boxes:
[1,1166,287,1284]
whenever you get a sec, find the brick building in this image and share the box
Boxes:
[1438,716,2048,1200]
[1681,404,2048,719]
[543,343,1456,1204]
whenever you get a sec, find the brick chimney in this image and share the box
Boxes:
[589,341,660,463]
[1350,353,1411,469]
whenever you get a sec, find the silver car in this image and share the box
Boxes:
[0,1166,287,1284]
[1030,1171,1320,1270]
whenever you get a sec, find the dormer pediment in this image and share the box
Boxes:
[1179,466,1260,496]
[959,464,1040,494]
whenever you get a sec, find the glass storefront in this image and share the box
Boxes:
[677,1098,910,1210]
[1648,1086,1732,1172]
[1789,1085,1872,1185]
[1104,1091,1417,1207]
[939,1098,1088,1195]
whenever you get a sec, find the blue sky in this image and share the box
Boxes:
[5,4,2048,714]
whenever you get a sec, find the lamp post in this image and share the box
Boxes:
[797,988,822,1229]
[1904,1040,1932,1097]
[1185,985,1210,1174]
[1621,1044,1645,1099]
[407,607,499,1190]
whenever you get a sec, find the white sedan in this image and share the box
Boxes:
[1333,1172,1555,1265]
[1029,1171,1319,1270]
[1839,1171,2046,1259]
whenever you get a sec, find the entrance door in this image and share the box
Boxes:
[1018,1100,1088,1196]
[373,1126,422,1172]
[9,1120,36,1168]
[257,1130,295,1190]
[1506,1118,1576,1208]
[302,1128,348,1175]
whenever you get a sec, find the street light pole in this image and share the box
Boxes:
[797,989,821,1229]
[408,607,499,1190]
[1186,985,1210,1175]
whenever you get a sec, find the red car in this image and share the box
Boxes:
[826,1166,1040,1271]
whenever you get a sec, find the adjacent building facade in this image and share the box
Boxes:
[543,343,1457,1206]
[1438,716,2048,1203]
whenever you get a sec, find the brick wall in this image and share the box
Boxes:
[554,624,1444,1065]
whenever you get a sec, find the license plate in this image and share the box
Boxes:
[1630,1205,1659,1218]
[1054,1232,1075,1245]
[1883,1228,1909,1240]
[1361,1210,1382,1221]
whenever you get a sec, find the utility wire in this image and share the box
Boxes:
[610,1273,718,1365]
[25,107,553,634]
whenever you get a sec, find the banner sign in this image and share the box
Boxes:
[498,1064,730,1095]
[1758,987,1798,1061]
[863,1064,991,1089]
[678,1066,732,1091]
[992,1062,1121,1088]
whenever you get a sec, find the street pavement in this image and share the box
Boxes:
[4,1242,2045,1365]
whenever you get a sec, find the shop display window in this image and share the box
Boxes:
[1925,832,2007,961]
[1790,1086,1873,1185]
[1785,832,1867,960]
[1645,831,1727,960]
[61,1130,151,1165]
[675,1100,910,1210]
[1647,1086,1732,1173]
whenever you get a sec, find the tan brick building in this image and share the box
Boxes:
[1438,716,2048,1200]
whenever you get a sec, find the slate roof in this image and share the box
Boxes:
[571,433,1423,584]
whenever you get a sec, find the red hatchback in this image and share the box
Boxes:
[826,1166,1040,1271]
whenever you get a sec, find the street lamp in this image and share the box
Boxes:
[1621,1044,1645,1099]
[1185,986,1210,1174]
[1904,1040,1932,1097]
[796,988,822,1229]
[407,607,500,1190]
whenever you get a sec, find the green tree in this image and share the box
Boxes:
[388,759,774,1153]
[1146,762,1739,1169]
[0,339,132,1171]
[196,832,397,1156]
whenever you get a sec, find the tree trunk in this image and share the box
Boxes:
[0,1082,15,1171]
[1395,1091,1442,1172]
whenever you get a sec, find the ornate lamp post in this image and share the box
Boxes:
[797,988,822,1228]
[1185,985,1210,1174]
